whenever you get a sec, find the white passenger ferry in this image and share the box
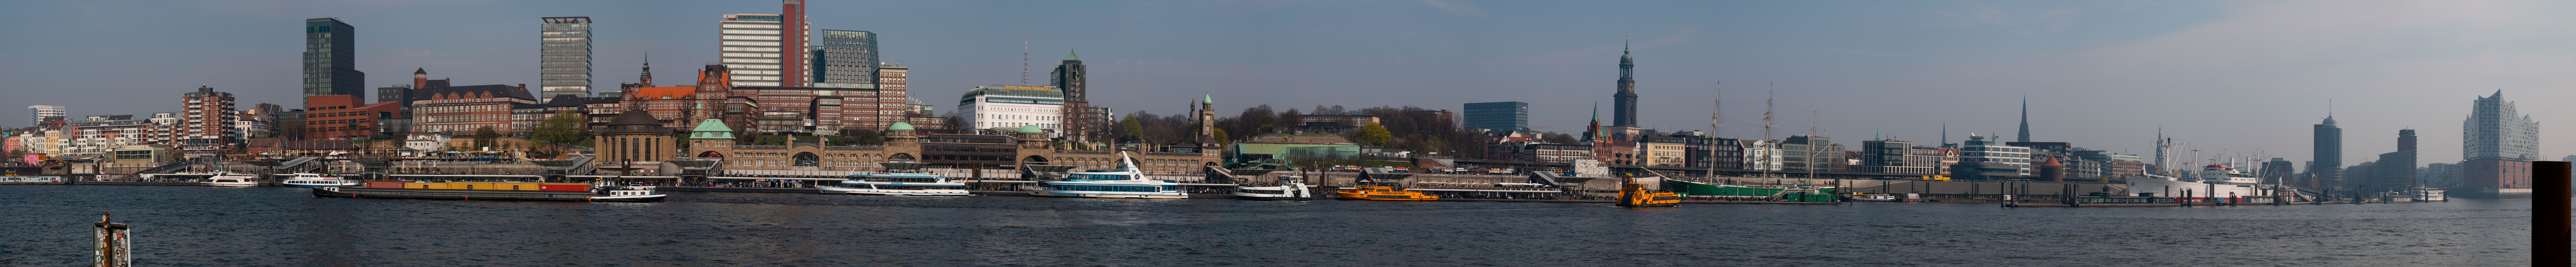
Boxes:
[1232,177,1314,200]
[820,172,970,196]
[1027,153,1187,199]
[199,172,260,187]
[280,173,363,187]
[2125,164,2284,202]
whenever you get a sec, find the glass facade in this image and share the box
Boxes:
[539,17,593,101]
[815,30,877,85]
[302,18,364,98]
[1463,101,1528,131]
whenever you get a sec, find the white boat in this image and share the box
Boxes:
[590,184,667,201]
[199,173,260,187]
[2125,164,2286,203]
[1232,177,1314,200]
[1027,152,1187,199]
[1845,193,1899,202]
[819,172,970,196]
[2416,188,2448,202]
[280,173,363,187]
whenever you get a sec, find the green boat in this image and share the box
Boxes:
[1664,179,1838,202]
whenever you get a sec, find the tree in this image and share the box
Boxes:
[1354,122,1393,147]
[472,126,498,150]
[530,111,590,155]
[837,128,885,145]
[1118,114,1145,143]
[1211,128,1229,145]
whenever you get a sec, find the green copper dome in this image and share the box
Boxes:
[888,122,915,131]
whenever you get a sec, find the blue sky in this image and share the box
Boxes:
[2,0,2571,167]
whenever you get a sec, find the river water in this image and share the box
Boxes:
[0,185,2544,266]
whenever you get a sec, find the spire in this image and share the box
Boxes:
[1065,50,1080,61]
[414,68,425,74]
[1202,92,1212,104]
[2017,96,2031,143]
[639,53,654,84]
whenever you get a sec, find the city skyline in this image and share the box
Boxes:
[0,1,2571,166]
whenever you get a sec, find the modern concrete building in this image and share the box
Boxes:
[716,14,801,87]
[179,85,240,157]
[2369,129,2419,192]
[1781,136,1846,172]
[1463,101,1529,131]
[28,105,65,126]
[539,17,594,101]
[814,29,877,87]
[957,85,1064,132]
[1640,135,1689,167]
[2419,162,2459,189]
[2461,90,2540,196]
[1952,135,2031,180]
[302,18,365,99]
[1856,139,1941,175]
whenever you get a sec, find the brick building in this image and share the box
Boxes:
[301,95,403,140]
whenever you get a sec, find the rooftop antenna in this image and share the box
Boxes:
[1022,41,1031,86]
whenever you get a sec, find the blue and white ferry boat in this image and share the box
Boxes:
[819,171,970,196]
[279,173,362,187]
[1027,153,1188,199]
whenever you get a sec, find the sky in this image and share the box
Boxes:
[1,0,2571,168]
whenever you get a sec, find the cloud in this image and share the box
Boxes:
[1419,0,1482,18]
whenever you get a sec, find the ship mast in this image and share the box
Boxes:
[1708,84,1722,179]
[1761,86,1774,180]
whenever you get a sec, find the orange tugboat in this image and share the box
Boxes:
[1335,185,1440,201]
[1616,177,1680,207]
[1336,167,1441,201]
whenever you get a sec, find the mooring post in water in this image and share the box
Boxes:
[2535,161,2570,266]
[93,212,131,267]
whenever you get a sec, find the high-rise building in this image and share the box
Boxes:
[780,0,807,88]
[2461,90,2540,195]
[814,29,878,87]
[2311,116,2342,186]
[302,18,365,99]
[717,14,797,87]
[1049,51,1086,103]
[1049,51,1107,142]
[28,105,65,126]
[539,17,594,101]
[1610,41,1639,131]
[1463,101,1529,131]
[179,85,239,158]
[2370,129,2418,192]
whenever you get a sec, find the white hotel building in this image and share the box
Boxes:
[958,85,1067,134]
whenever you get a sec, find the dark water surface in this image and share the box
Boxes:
[0,185,2540,266]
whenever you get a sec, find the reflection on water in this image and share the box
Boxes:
[0,185,2536,266]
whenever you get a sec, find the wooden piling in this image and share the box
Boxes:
[2534,161,2569,266]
